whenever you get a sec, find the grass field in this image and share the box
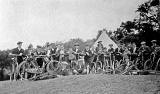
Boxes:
[0,74,160,94]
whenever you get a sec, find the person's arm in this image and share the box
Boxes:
[47,50,51,57]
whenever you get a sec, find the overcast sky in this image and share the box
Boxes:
[0,0,147,50]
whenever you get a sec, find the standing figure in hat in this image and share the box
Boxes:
[138,41,151,68]
[94,41,105,69]
[107,44,115,66]
[9,41,25,80]
[84,44,93,74]
[10,41,25,64]
[150,40,160,64]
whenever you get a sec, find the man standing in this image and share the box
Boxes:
[84,44,93,73]
[130,42,138,61]
[138,41,151,63]
[9,41,25,81]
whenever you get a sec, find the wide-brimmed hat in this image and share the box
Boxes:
[17,41,23,45]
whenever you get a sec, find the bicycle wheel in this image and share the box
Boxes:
[135,58,143,70]
[114,60,128,74]
[144,59,153,70]
[46,60,61,74]
[155,58,160,71]
[18,61,37,80]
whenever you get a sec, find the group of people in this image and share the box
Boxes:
[9,39,160,75]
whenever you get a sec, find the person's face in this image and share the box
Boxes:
[57,45,61,48]
[75,45,79,49]
[141,44,145,47]
[18,44,22,48]
[152,43,156,46]
[125,48,128,51]
[29,46,33,50]
[109,45,113,48]
[86,46,89,50]
[133,43,136,47]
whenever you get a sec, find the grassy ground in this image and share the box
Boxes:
[0,74,160,94]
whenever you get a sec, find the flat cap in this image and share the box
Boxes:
[141,41,146,45]
[151,40,157,43]
[17,41,23,44]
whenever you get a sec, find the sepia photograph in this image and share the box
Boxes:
[0,0,160,94]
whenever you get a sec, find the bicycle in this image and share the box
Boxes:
[18,55,52,80]
[46,54,70,76]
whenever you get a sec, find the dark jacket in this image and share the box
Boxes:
[151,45,160,52]
[73,48,81,60]
[138,46,151,56]
[12,47,25,64]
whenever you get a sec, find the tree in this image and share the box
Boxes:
[113,0,160,46]
[0,50,12,69]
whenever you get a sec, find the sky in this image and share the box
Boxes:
[0,0,147,50]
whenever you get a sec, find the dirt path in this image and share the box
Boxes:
[0,74,160,94]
